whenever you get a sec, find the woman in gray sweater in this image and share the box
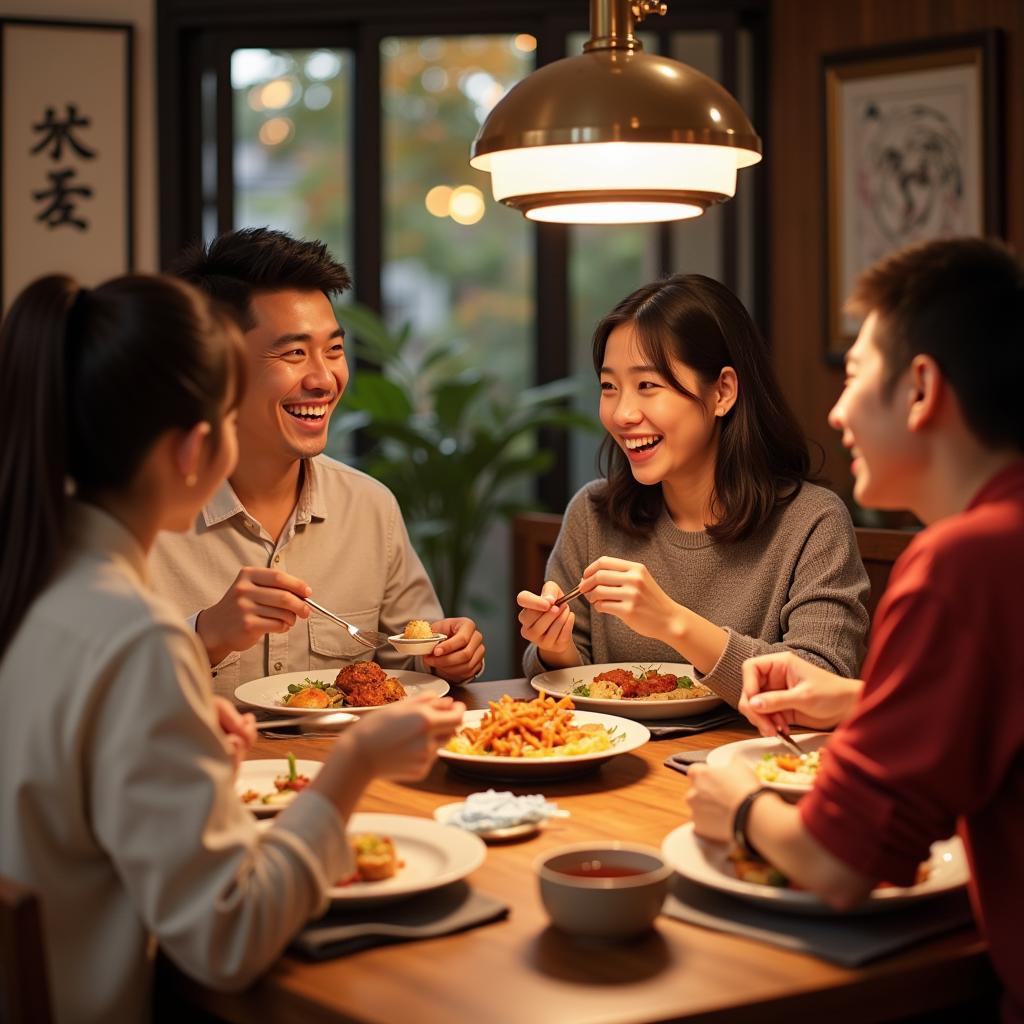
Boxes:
[519,275,868,707]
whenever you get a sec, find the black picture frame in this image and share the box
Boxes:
[821,31,1003,363]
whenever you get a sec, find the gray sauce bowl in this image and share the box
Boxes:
[535,842,672,939]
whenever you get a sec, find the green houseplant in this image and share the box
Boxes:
[328,303,599,616]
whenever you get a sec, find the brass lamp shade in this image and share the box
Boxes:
[470,18,762,224]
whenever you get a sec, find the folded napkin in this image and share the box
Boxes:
[662,876,973,967]
[290,882,509,960]
[647,708,745,739]
[663,749,711,776]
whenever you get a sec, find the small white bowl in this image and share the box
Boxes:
[535,842,671,939]
[388,633,446,656]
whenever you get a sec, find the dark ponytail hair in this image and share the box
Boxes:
[0,273,245,651]
[590,274,812,542]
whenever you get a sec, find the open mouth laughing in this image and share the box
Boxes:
[283,401,332,427]
[622,434,664,459]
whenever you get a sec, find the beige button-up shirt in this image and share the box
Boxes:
[0,503,351,1024]
[149,455,443,698]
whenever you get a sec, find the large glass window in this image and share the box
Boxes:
[380,34,535,673]
[381,35,534,395]
[232,47,354,282]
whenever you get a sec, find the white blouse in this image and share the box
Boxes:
[0,502,352,1023]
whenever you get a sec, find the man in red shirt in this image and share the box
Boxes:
[688,237,1024,1022]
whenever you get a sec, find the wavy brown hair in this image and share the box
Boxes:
[589,274,812,542]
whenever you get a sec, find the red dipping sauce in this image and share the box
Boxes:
[555,859,648,879]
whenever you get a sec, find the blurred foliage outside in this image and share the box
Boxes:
[331,303,600,616]
[232,47,354,284]
[380,35,534,404]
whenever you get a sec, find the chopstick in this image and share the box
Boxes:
[255,712,357,733]
[554,583,583,607]
[776,729,807,756]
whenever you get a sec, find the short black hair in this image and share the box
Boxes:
[846,237,1024,452]
[170,227,351,330]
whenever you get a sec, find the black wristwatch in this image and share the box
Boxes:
[732,786,775,858]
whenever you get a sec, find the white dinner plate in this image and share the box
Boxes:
[236,758,323,818]
[328,812,486,908]
[530,662,722,721]
[235,669,448,716]
[661,822,968,916]
[437,708,649,782]
[706,733,830,795]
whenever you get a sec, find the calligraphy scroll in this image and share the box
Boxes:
[1,18,133,308]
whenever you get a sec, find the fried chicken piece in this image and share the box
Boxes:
[334,660,387,691]
[343,675,407,707]
[335,661,404,706]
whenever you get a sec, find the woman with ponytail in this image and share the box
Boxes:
[0,274,463,1024]
[518,275,870,707]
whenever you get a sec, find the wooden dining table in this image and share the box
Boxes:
[162,678,996,1024]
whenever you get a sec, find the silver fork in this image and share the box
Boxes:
[303,598,390,650]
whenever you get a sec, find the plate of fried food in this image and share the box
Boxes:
[236,754,322,818]
[437,692,649,781]
[530,663,722,721]
[705,733,830,795]
[234,662,449,716]
[661,823,968,915]
[329,812,487,908]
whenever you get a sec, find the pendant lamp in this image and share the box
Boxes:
[470,0,762,224]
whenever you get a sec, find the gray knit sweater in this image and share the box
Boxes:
[523,481,869,707]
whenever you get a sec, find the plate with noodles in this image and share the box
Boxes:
[437,693,649,781]
[530,663,722,721]
[661,823,968,916]
[235,666,448,716]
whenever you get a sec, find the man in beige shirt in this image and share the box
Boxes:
[149,228,485,697]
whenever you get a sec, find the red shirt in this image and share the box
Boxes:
[801,462,1024,1022]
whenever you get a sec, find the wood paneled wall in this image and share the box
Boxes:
[768,0,1024,494]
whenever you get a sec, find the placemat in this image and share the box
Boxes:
[662,876,973,967]
[664,750,711,775]
[648,708,745,739]
[291,882,509,960]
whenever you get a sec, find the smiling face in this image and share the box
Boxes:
[599,323,726,489]
[828,312,922,509]
[236,289,347,467]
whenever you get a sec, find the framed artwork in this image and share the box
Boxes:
[822,32,1002,361]
[0,17,133,309]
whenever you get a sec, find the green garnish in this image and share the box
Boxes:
[571,682,591,697]
[676,675,695,690]
[287,752,297,781]
[287,677,325,694]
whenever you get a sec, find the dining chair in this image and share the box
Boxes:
[511,512,563,668]
[854,526,915,625]
[0,875,53,1024]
